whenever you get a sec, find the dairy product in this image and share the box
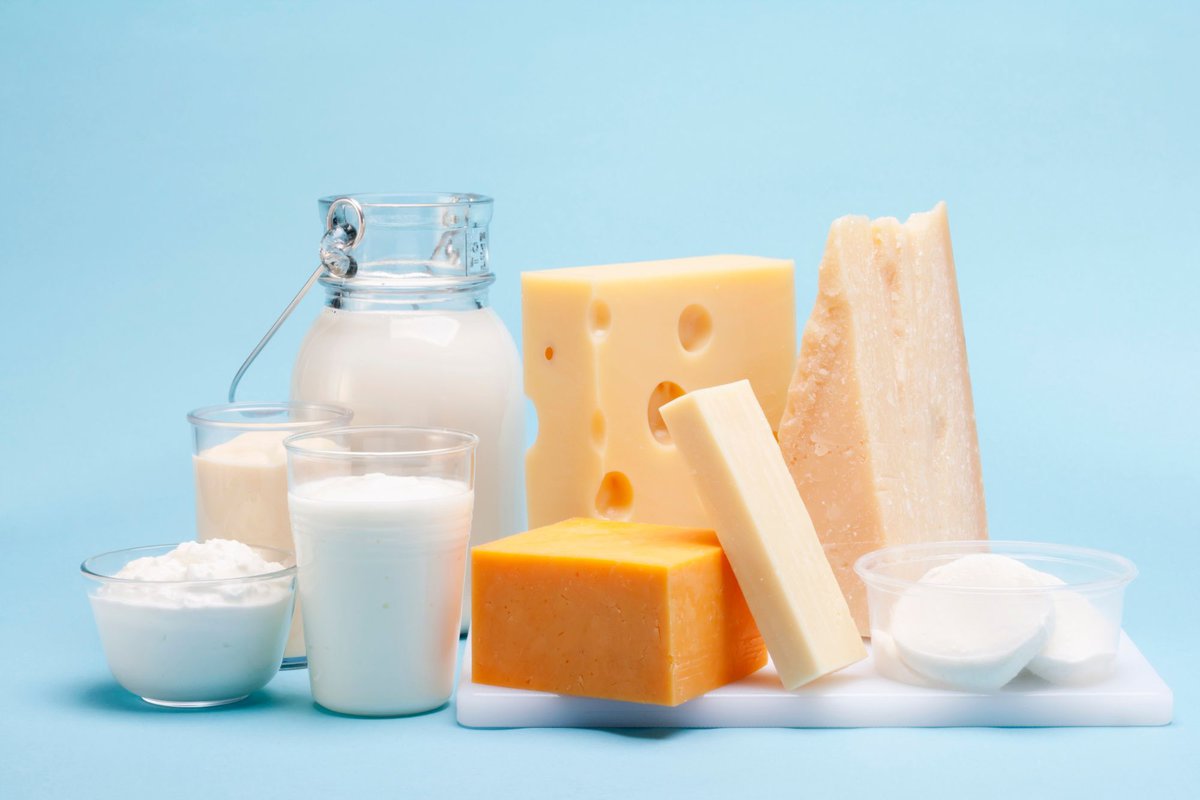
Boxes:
[291,306,522,631]
[660,380,866,690]
[471,517,766,706]
[1026,574,1118,685]
[864,549,1129,691]
[523,254,795,529]
[869,630,935,688]
[778,203,987,632]
[288,473,474,716]
[194,431,292,548]
[890,554,1052,692]
[109,538,287,585]
[87,539,294,705]
[194,429,305,658]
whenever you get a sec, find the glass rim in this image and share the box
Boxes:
[318,192,493,209]
[80,543,297,586]
[284,425,480,459]
[187,401,353,431]
[853,539,1138,595]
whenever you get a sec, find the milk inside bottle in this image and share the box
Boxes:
[289,194,523,630]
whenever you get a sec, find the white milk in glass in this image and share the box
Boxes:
[289,473,473,716]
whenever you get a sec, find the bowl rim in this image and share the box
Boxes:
[80,543,297,585]
[853,539,1138,595]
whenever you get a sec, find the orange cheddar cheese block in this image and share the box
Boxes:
[778,202,988,633]
[471,517,767,706]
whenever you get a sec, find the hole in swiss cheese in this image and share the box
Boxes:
[589,300,611,339]
[678,304,712,352]
[594,471,633,520]
[647,381,686,444]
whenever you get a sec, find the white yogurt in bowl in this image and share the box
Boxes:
[81,539,296,707]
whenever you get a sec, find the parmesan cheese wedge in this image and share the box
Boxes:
[778,202,988,632]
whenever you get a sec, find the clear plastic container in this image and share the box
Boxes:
[81,544,296,707]
[855,540,1137,692]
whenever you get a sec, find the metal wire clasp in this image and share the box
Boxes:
[226,198,365,402]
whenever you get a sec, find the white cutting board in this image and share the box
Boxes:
[456,632,1172,728]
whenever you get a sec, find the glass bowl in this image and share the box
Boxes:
[854,540,1137,692]
[81,544,297,707]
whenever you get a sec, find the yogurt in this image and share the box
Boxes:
[87,540,294,706]
[194,431,293,548]
[288,473,474,716]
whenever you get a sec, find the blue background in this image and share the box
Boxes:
[2,1,1197,797]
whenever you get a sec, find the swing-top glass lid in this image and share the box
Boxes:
[317,192,494,289]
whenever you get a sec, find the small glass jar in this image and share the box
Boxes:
[188,401,352,667]
[290,194,524,631]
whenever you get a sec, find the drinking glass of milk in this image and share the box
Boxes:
[189,402,353,669]
[284,426,477,717]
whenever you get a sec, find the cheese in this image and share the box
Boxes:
[890,554,1053,692]
[1026,573,1118,686]
[470,517,767,706]
[778,202,987,633]
[660,380,866,689]
[523,255,795,529]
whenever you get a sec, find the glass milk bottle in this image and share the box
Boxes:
[290,194,523,630]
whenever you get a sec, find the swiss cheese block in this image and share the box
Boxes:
[778,202,987,633]
[471,517,767,706]
[523,256,795,528]
[660,380,866,690]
